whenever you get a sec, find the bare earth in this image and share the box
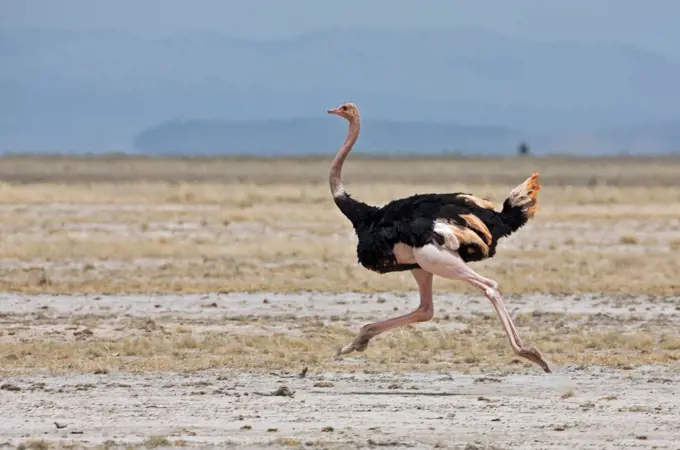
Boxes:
[3,363,679,450]
[1,156,680,449]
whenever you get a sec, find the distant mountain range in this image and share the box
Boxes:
[134,118,524,156]
[1,27,679,155]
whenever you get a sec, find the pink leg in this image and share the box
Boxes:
[413,244,551,373]
[336,268,434,356]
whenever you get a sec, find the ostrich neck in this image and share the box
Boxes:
[329,117,360,198]
[328,116,377,228]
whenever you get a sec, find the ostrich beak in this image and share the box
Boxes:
[327,107,341,115]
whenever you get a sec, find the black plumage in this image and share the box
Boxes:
[335,187,535,274]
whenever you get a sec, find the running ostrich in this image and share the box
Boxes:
[327,102,551,373]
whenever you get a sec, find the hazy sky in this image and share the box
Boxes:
[2,0,679,57]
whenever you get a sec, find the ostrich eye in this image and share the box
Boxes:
[341,105,348,111]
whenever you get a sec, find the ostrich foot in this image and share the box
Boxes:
[335,335,370,358]
[518,345,551,373]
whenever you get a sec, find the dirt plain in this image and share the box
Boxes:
[1,155,679,449]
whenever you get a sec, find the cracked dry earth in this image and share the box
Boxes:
[1,292,680,449]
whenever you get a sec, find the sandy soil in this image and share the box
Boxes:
[2,365,679,450]
[1,292,680,449]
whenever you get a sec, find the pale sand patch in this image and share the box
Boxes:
[1,367,678,449]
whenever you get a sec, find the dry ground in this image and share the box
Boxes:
[1,291,679,449]
[1,155,680,295]
[1,155,680,449]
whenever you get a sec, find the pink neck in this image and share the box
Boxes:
[330,117,361,198]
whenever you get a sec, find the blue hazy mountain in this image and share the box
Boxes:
[2,27,680,155]
[133,118,524,156]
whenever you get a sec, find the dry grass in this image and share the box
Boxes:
[1,248,679,295]
[2,154,680,186]
[2,313,678,375]
[1,155,679,295]
[9,437,193,450]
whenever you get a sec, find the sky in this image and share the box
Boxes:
[2,0,679,58]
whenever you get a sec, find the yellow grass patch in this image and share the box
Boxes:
[0,155,679,295]
[1,315,678,375]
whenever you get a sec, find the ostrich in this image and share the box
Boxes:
[327,102,551,373]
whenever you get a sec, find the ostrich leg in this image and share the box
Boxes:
[336,268,434,356]
[413,243,551,373]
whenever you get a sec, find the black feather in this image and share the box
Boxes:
[335,189,533,274]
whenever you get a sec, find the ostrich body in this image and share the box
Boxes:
[327,102,551,373]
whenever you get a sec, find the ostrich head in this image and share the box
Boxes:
[327,102,359,121]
